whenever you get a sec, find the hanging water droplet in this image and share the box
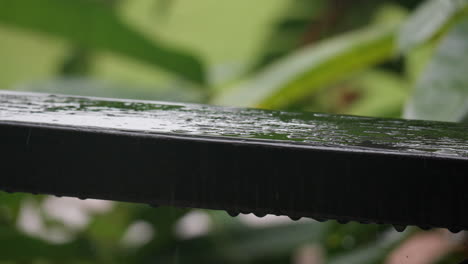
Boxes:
[289,216,301,221]
[449,227,462,233]
[337,219,348,224]
[254,212,266,218]
[227,211,239,217]
[315,217,326,222]
[419,225,431,231]
[393,225,407,232]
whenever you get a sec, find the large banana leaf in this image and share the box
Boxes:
[213,21,399,109]
[404,17,468,122]
[0,0,206,84]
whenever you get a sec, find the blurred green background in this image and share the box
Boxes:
[0,0,468,263]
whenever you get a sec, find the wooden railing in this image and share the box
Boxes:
[1,91,467,232]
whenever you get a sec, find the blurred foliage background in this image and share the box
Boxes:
[0,0,468,263]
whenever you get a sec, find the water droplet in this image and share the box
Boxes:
[289,216,301,221]
[227,211,239,217]
[337,219,348,224]
[393,225,407,232]
[449,227,462,233]
[254,212,266,218]
[419,225,431,231]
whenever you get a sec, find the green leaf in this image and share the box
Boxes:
[404,17,468,122]
[250,1,397,72]
[249,0,327,71]
[347,70,410,118]
[0,0,206,84]
[213,22,398,109]
[328,229,411,264]
[163,220,334,264]
[405,42,437,84]
[85,203,133,246]
[220,221,333,261]
[398,0,468,52]
[14,77,206,103]
[129,206,189,263]
[60,47,93,76]
[153,0,175,18]
[0,226,96,261]
[0,192,28,224]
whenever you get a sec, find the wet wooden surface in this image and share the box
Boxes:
[1,91,467,231]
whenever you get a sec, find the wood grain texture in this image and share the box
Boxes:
[1,91,467,231]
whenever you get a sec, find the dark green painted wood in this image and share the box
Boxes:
[1,91,467,159]
[0,91,467,231]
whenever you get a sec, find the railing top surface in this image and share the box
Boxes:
[1,91,468,230]
[1,90,467,160]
